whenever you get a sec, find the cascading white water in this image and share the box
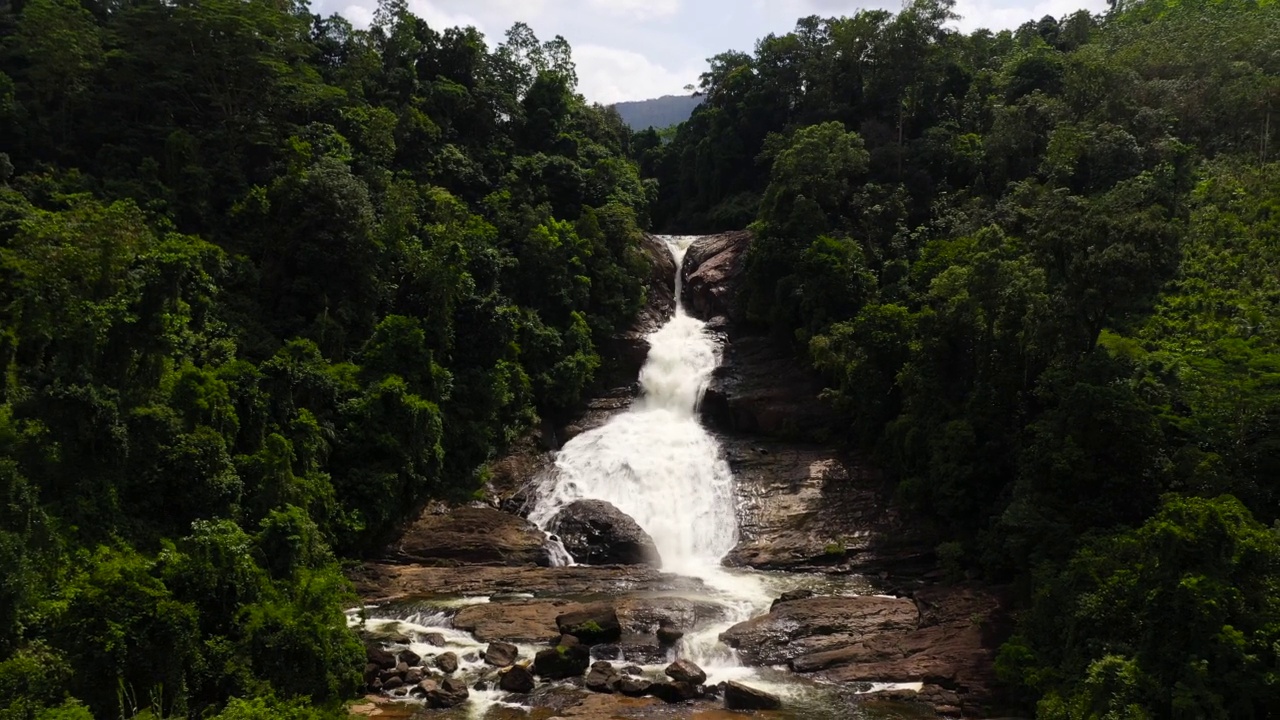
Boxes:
[528,236,778,672]
[528,236,739,576]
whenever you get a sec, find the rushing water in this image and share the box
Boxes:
[526,236,774,673]
[528,236,738,576]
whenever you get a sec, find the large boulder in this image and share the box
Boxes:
[719,595,919,666]
[664,659,706,685]
[585,661,622,693]
[681,231,750,323]
[533,644,592,680]
[548,500,661,567]
[499,665,536,693]
[483,641,519,668]
[423,677,469,708]
[724,681,781,710]
[384,506,551,566]
[555,604,622,645]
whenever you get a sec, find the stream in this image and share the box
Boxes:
[350,237,923,718]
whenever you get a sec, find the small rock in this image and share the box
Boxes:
[435,652,459,673]
[656,622,684,646]
[499,665,536,693]
[533,644,591,679]
[399,649,422,666]
[363,663,380,683]
[649,680,698,703]
[382,676,405,691]
[366,646,396,669]
[590,644,621,661]
[485,641,519,667]
[473,680,489,691]
[425,677,470,708]
[557,634,581,648]
[770,588,816,610]
[405,667,424,684]
[462,651,480,663]
[617,676,651,697]
[395,661,409,674]
[585,661,620,693]
[725,680,781,710]
[622,665,644,676]
[665,659,707,685]
[376,668,400,684]
[421,632,447,646]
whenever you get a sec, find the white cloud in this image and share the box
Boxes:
[573,44,700,105]
[586,0,681,20]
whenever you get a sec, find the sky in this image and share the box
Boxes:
[310,0,1110,105]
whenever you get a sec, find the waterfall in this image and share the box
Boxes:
[528,236,739,577]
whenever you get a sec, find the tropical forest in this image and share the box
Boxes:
[1,0,1278,719]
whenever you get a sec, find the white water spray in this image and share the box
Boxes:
[528,236,777,671]
[528,236,739,576]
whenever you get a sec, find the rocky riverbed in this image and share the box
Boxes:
[347,233,1011,719]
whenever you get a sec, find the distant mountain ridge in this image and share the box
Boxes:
[612,94,703,130]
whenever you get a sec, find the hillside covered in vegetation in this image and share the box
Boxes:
[646,0,1280,717]
[0,1,651,717]
[2,0,1280,718]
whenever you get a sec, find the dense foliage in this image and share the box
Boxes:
[0,0,651,716]
[647,0,1280,717]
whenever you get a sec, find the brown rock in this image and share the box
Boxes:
[664,659,706,685]
[382,506,551,566]
[585,661,621,693]
[434,652,458,674]
[617,675,651,697]
[682,231,750,322]
[555,604,622,645]
[534,644,591,679]
[455,599,587,644]
[724,681,781,710]
[347,563,706,604]
[720,595,919,666]
[656,623,683,646]
[648,680,698,703]
[484,641,519,668]
[548,500,662,567]
[425,677,469,708]
[499,665,536,693]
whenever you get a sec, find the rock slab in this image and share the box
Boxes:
[384,506,550,567]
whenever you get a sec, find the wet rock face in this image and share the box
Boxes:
[383,506,551,567]
[598,233,678,390]
[699,336,837,439]
[548,499,662,566]
[682,231,751,323]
